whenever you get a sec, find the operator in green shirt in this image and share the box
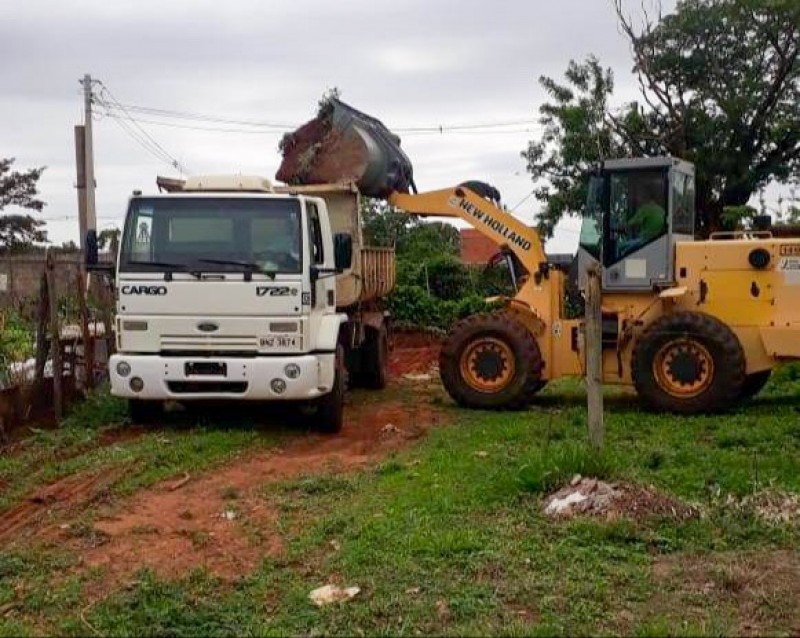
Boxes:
[628,200,666,243]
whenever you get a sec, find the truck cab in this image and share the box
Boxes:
[108,175,377,432]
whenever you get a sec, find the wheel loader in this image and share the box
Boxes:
[278,99,800,414]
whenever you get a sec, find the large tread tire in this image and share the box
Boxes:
[740,370,771,400]
[631,311,745,414]
[315,346,346,434]
[127,399,163,424]
[360,326,389,390]
[439,312,544,410]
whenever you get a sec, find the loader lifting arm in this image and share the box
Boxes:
[388,186,548,278]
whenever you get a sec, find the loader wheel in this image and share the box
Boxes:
[439,313,543,410]
[740,370,771,400]
[632,312,745,414]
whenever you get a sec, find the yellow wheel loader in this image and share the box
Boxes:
[278,99,800,414]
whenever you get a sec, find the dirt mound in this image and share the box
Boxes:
[544,476,699,522]
[389,332,441,377]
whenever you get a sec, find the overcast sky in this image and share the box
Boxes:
[2,0,679,253]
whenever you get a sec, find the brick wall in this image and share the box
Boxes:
[0,252,113,309]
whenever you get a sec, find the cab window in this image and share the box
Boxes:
[307,202,324,265]
[605,170,667,265]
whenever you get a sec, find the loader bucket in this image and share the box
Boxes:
[276,98,415,198]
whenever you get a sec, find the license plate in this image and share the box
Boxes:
[185,361,227,376]
[260,335,299,349]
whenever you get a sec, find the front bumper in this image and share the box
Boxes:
[109,353,335,401]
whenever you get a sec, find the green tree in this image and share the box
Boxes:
[0,158,47,252]
[361,197,461,259]
[524,0,800,236]
[98,228,121,251]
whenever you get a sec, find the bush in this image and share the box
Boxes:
[0,310,35,386]
[425,257,472,300]
[388,285,496,331]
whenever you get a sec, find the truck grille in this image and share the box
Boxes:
[167,381,248,394]
[160,335,259,351]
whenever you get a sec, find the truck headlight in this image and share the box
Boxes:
[271,378,287,394]
[284,363,301,379]
[116,361,131,377]
[129,377,144,392]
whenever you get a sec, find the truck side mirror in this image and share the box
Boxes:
[334,233,353,272]
[85,229,99,266]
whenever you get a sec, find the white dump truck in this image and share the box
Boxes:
[105,176,395,432]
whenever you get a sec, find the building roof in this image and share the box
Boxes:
[459,228,499,265]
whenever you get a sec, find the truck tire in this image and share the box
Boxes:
[315,346,346,433]
[127,399,163,424]
[740,370,771,400]
[439,312,544,410]
[360,325,389,390]
[631,311,745,414]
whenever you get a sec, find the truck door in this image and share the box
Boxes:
[307,201,327,311]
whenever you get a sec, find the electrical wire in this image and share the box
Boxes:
[97,99,542,136]
[94,82,189,174]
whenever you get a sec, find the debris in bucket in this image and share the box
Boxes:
[276,96,414,198]
[308,584,361,607]
[544,477,699,521]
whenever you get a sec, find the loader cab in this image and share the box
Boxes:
[578,157,695,291]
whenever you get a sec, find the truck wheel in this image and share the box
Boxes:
[439,312,544,410]
[315,346,346,433]
[127,399,163,424]
[360,326,389,390]
[631,312,745,414]
[740,370,771,400]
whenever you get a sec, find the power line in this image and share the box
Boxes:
[97,113,542,138]
[97,99,542,135]
[94,81,189,174]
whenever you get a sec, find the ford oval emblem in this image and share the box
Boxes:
[197,321,219,333]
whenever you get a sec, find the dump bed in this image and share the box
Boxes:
[272,182,395,308]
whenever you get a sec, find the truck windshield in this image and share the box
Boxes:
[119,197,302,274]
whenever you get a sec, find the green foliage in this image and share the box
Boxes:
[0,310,34,384]
[97,228,121,251]
[388,285,494,331]
[524,0,800,236]
[0,158,47,252]
[517,442,618,494]
[361,198,460,259]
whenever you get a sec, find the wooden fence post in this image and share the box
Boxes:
[34,272,49,384]
[585,263,604,451]
[76,269,94,391]
[45,252,63,421]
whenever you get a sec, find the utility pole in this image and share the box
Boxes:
[74,126,87,252]
[81,74,97,249]
[585,263,604,451]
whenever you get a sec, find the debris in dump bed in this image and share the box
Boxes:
[276,96,415,198]
[544,477,699,521]
[308,584,361,607]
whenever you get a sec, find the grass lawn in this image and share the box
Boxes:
[0,370,798,636]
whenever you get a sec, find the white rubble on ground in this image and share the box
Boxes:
[308,584,361,607]
[544,475,621,517]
